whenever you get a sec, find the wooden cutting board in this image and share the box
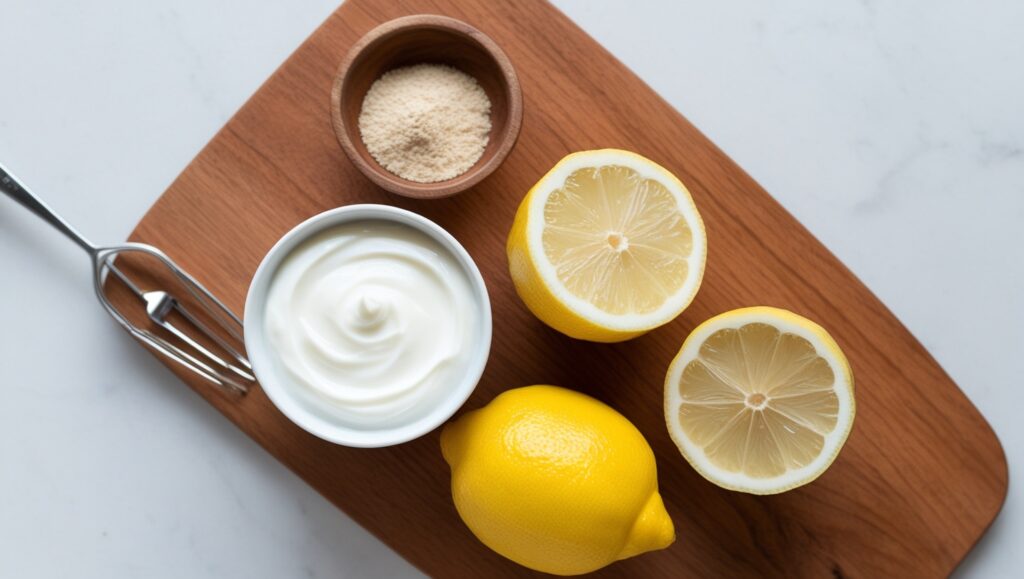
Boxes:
[113,0,1008,576]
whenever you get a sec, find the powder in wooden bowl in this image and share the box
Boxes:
[358,64,492,183]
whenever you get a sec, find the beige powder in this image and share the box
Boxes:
[358,64,492,183]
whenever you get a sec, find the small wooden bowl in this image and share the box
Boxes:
[331,15,523,199]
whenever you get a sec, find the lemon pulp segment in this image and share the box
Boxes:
[542,165,694,315]
[679,322,839,477]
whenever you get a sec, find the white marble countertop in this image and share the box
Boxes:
[1,1,1020,577]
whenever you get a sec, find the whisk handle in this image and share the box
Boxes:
[0,162,95,252]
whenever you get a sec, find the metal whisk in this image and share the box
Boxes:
[1,163,254,394]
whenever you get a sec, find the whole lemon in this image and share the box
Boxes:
[441,385,674,575]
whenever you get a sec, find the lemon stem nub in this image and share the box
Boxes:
[618,493,675,560]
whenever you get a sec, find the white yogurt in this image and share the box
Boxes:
[262,220,479,427]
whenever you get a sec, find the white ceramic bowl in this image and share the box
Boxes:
[244,204,492,447]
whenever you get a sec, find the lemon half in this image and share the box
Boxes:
[664,307,855,494]
[507,149,706,342]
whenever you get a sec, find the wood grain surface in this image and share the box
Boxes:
[111,0,1008,576]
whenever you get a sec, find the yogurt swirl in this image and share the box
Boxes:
[264,221,478,425]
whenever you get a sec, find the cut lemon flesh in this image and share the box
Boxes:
[507,150,706,342]
[664,307,855,494]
